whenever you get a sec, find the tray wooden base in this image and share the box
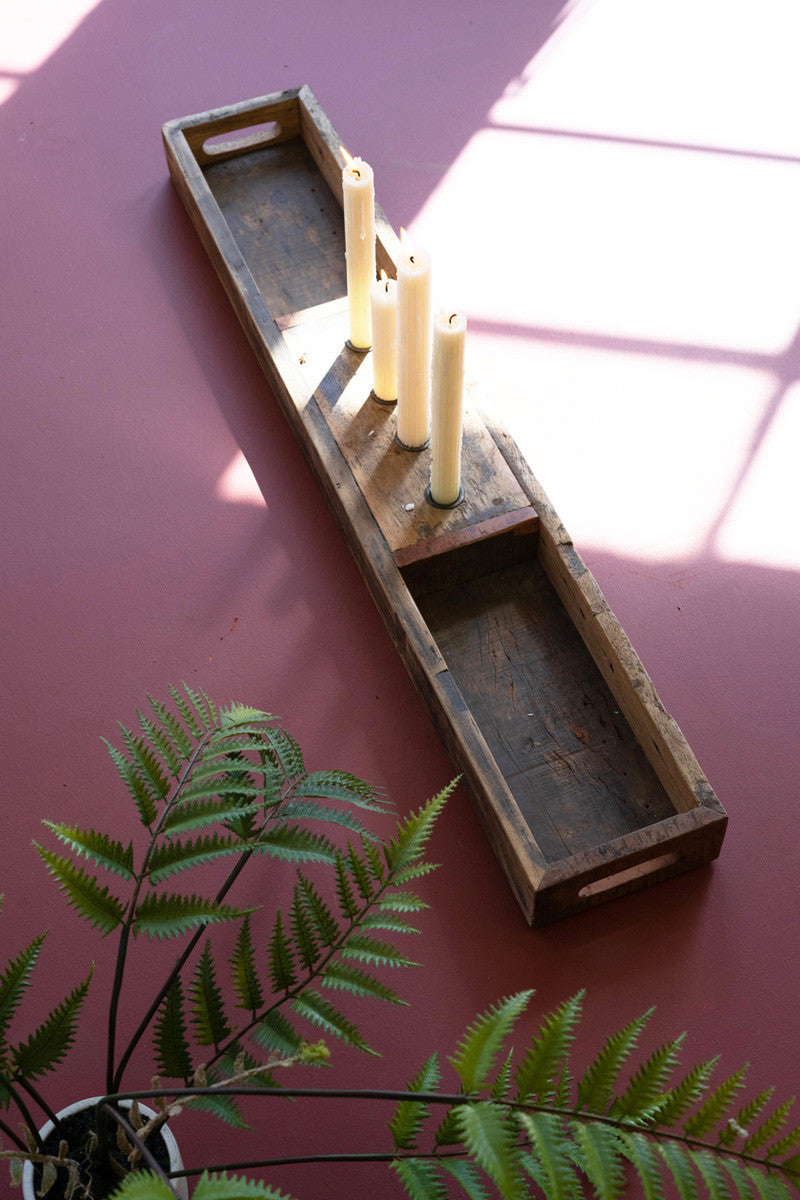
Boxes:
[162,86,727,925]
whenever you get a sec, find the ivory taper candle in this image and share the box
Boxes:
[429,310,467,507]
[341,147,375,350]
[370,271,398,402]
[396,231,432,448]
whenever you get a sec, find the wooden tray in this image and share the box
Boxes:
[162,86,727,925]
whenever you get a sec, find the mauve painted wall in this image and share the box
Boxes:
[3,1,799,1196]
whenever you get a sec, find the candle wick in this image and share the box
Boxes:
[385,280,390,292]
[449,313,458,325]
[409,254,415,265]
[351,167,361,179]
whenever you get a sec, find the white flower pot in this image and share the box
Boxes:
[21,1095,189,1199]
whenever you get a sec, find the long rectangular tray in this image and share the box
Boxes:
[162,86,727,925]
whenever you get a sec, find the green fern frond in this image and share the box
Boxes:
[230,914,263,1013]
[191,941,231,1048]
[654,1057,721,1126]
[261,727,304,781]
[34,844,125,935]
[657,1138,699,1200]
[363,837,386,883]
[11,965,93,1081]
[610,1033,687,1121]
[576,1008,653,1114]
[683,1064,748,1139]
[457,1100,526,1200]
[220,703,273,728]
[103,738,158,827]
[290,769,387,810]
[117,725,171,801]
[132,893,253,941]
[389,1051,441,1150]
[376,890,429,914]
[439,1158,492,1200]
[290,988,372,1052]
[492,1048,514,1100]
[341,932,416,970]
[570,1119,626,1200]
[321,960,406,1006]
[393,1156,447,1200]
[765,1120,800,1159]
[346,841,376,902]
[334,852,359,921]
[147,692,195,757]
[617,1128,666,1200]
[177,775,263,804]
[690,1147,730,1200]
[168,683,206,738]
[383,783,456,875]
[154,975,192,1081]
[268,910,297,993]
[41,821,134,879]
[514,992,583,1103]
[137,708,182,778]
[188,1085,251,1130]
[255,825,337,865]
[250,1010,301,1058]
[147,833,245,884]
[391,862,439,886]
[718,1088,774,1148]
[108,1172,178,1199]
[516,1111,579,1200]
[275,800,373,839]
[192,1170,296,1199]
[291,886,320,971]
[745,1098,796,1154]
[449,991,533,1093]
[161,796,261,838]
[296,873,340,947]
[182,684,217,731]
[433,1106,463,1147]
[359,912,421,936]
[0,931,46,1050]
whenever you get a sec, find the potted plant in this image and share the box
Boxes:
[2,685,799,1200]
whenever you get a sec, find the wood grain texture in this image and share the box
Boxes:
[162,87,727,925]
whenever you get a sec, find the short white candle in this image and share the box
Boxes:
[370,271,398,402]
[430,310,467,507]
[396,232,432,449]
[341,148,376,350]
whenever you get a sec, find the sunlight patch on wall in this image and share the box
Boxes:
[0,0,103,103]
[215,451,266,507]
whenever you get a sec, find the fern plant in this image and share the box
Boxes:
[0,684,453,1198]
[106,990,800,1200]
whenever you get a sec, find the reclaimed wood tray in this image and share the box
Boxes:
[162,85,727,925]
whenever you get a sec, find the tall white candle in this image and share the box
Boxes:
[396,232,432,449]
[429,310,467,507]
[370,271,398,402]
[341,148,376,350]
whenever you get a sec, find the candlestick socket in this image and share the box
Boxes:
[345,339,371,354]
[395,434,430,452]
[369,390,396,407]
[425,484,465,510]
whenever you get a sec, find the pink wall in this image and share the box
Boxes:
[3,1,799,1196]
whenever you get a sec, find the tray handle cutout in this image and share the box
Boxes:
[202,120,282,158]
[578,851,680,901]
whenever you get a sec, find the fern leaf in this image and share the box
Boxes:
[576,1009,653,1114]
[230,914,263,1013]
[161,796,261,837]
[439,1158,492,1200]
[10,965,92,1081]
[492,1048,514,1100]
[341,932,416,970]
[449,991,533,1093]
[182,684,217,731]
[359,912,421,936]
[148,692,195,757]
[108,1172,177,1199]
[393,1157,447,1200]
[617,1129,665,1200]
[765,1120,800,1159]
[133,893,252,940]
[363,837,386,883]
[611,1033,687,1121]
[683,1064,748,1139]
[0,931,46,1050]
[178,776,263,804]
[35,844,125,934]
[290,769,387,812]
[191,941,231,1048]
[137,708,182,778]
[570,1119,626,1200]
[690,1148,730,1200]
[347,842,376,902]
[147,833,245,884]
[192,1170,299,1198]
[291,886,320,971]
[261,727,304,781]
[456,1100,525,1200]
[250,1010,301,1058]
[290,988,372,1052]
[117,725,171,801]
[220,703,272,728]
[188,1088,251,1129]
[276,799,373,839]
[383,783,456,874]
[268,911,297,992]
[514,992,583,1103]
[255,825,337,865]
[718,1088,774,1148]
[657,1140,699,1200]
[334,852,359,921]
[745,1098,796,1154]
[217,1043,280,1088]
[103,738,158,827]
[41,822,134,880]
[654,1057,721,1126]
[720,1156,758,1200]
[377,890,429,914]
[154,975,192,1081]
[389,1051,441,1150]
[391,862,439,885]
[169,683,206,738]
[516,1111,578,1200]
[321,960,406,1006]
[296,873,340,947]
[433,1106,463,1147]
